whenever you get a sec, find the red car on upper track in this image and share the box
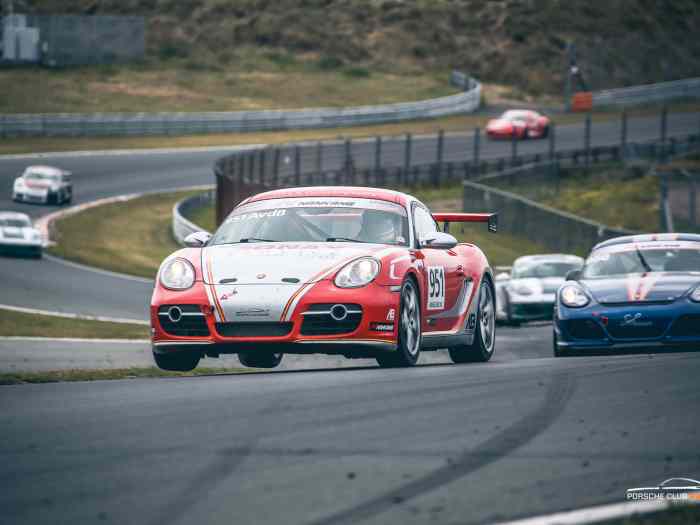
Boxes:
[151,186,498,371]
[486,109,551,140]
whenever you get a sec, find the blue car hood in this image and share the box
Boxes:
[581,272,700,304]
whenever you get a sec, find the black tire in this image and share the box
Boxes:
[449,278,496,363]
[553,330,574,357]
[541,126,549,139]
[238,352,283,369]
[153,351,201,371]
[376,278,421,368]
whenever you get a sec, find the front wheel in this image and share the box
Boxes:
[153,351,201,371]
[376,278,421,368]
[238,352,283,369]
[449,278,496,363]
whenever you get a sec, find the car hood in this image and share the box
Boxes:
[486,119,514,130]
[201,242,391,285]
[581,273,700,304]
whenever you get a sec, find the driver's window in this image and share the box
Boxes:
[413,206,438,247]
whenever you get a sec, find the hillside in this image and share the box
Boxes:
[16,0,700,96]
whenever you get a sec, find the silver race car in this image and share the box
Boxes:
[0,212,43,258]
[496,254,583,324]
[13,165,73,205]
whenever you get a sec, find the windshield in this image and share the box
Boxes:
[502,111,532,121]
[512,261,581,279]
[24,172,59,181]
[583,242,700,278]
[209,197,410,246]
[0,218,30,228]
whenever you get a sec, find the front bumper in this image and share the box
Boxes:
[13,191,49,204]
[0,240,42,257]
[554,301,700,353]
[151,280,400,357]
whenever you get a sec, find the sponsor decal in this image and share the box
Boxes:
[620,312,653,327]
[427,266,445,310]
[370,322,394,332]
[626,478,700,502]
[220,290,238,301]
[386,308,396,322]
[256,273,266,279]
[235,308,270,318]
[226,209,286,223]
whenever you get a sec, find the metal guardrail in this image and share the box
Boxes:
[172,191,213,245]
[591,78,700,108]
[0,72,480,137]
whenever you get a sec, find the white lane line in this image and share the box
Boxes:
[0,304,149,326]
[0,337,150,344]
[494,500,670,525]
[0,144,262,160]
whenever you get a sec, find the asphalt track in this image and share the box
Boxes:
[2,324,699,525]
[1,111,699,321]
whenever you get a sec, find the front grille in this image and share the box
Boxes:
[669,315,700,337]
[563,319,606,340]
[606,317,670,339]
[158,305,209,337]
[511,303,553,319]
[216,322,293,337]
[300,303,362,336]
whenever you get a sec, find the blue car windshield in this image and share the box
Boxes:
[583,245,700,278]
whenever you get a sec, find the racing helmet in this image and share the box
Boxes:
[358,210,400,244]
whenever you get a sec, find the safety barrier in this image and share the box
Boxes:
[572,77,700,111]
[0,72,480,137]
[172,190,213,244]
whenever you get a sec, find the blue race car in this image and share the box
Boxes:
[553,233,700,356]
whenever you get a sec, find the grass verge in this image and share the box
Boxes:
[0,309,148,339]
[49,189,202,279]
[0,367,257,386]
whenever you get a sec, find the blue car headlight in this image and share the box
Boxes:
[690,286,700,303]
[560,284,590,308]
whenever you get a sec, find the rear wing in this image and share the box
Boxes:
[432,213,498,233]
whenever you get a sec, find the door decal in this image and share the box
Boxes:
[427,266,445,310]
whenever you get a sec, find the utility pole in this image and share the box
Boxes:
[564,42,576,112]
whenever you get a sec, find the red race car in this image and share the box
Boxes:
[151,186,498,371]
[486,109,551,140]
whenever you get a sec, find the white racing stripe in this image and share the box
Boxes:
[494,500,671,525]
[0,304,149,326]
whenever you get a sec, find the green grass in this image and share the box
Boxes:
[0,309,148,339]
[49,189,202,279]
[484,164,684,233]
[0,367,257,385]
[2,60,456,114]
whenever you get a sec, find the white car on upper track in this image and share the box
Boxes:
[13,165,73,205]
[0,211,43,258]
[496,254,583,324]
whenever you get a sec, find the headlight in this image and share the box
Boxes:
[334,257,380,288]
[160,258,195,290]
[690,286,700,303]
[560,284,589,308]
[14,179,24,189]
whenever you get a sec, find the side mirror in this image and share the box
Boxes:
[495,272,510,282]
[184,231,211,248]
[565,269,582,281]
[421,232,458,250]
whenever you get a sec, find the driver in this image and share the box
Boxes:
[357,210,400,244]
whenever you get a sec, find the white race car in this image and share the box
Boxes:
[496,254,583,324]
[0,212,43,258]
[13,165,73,205]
